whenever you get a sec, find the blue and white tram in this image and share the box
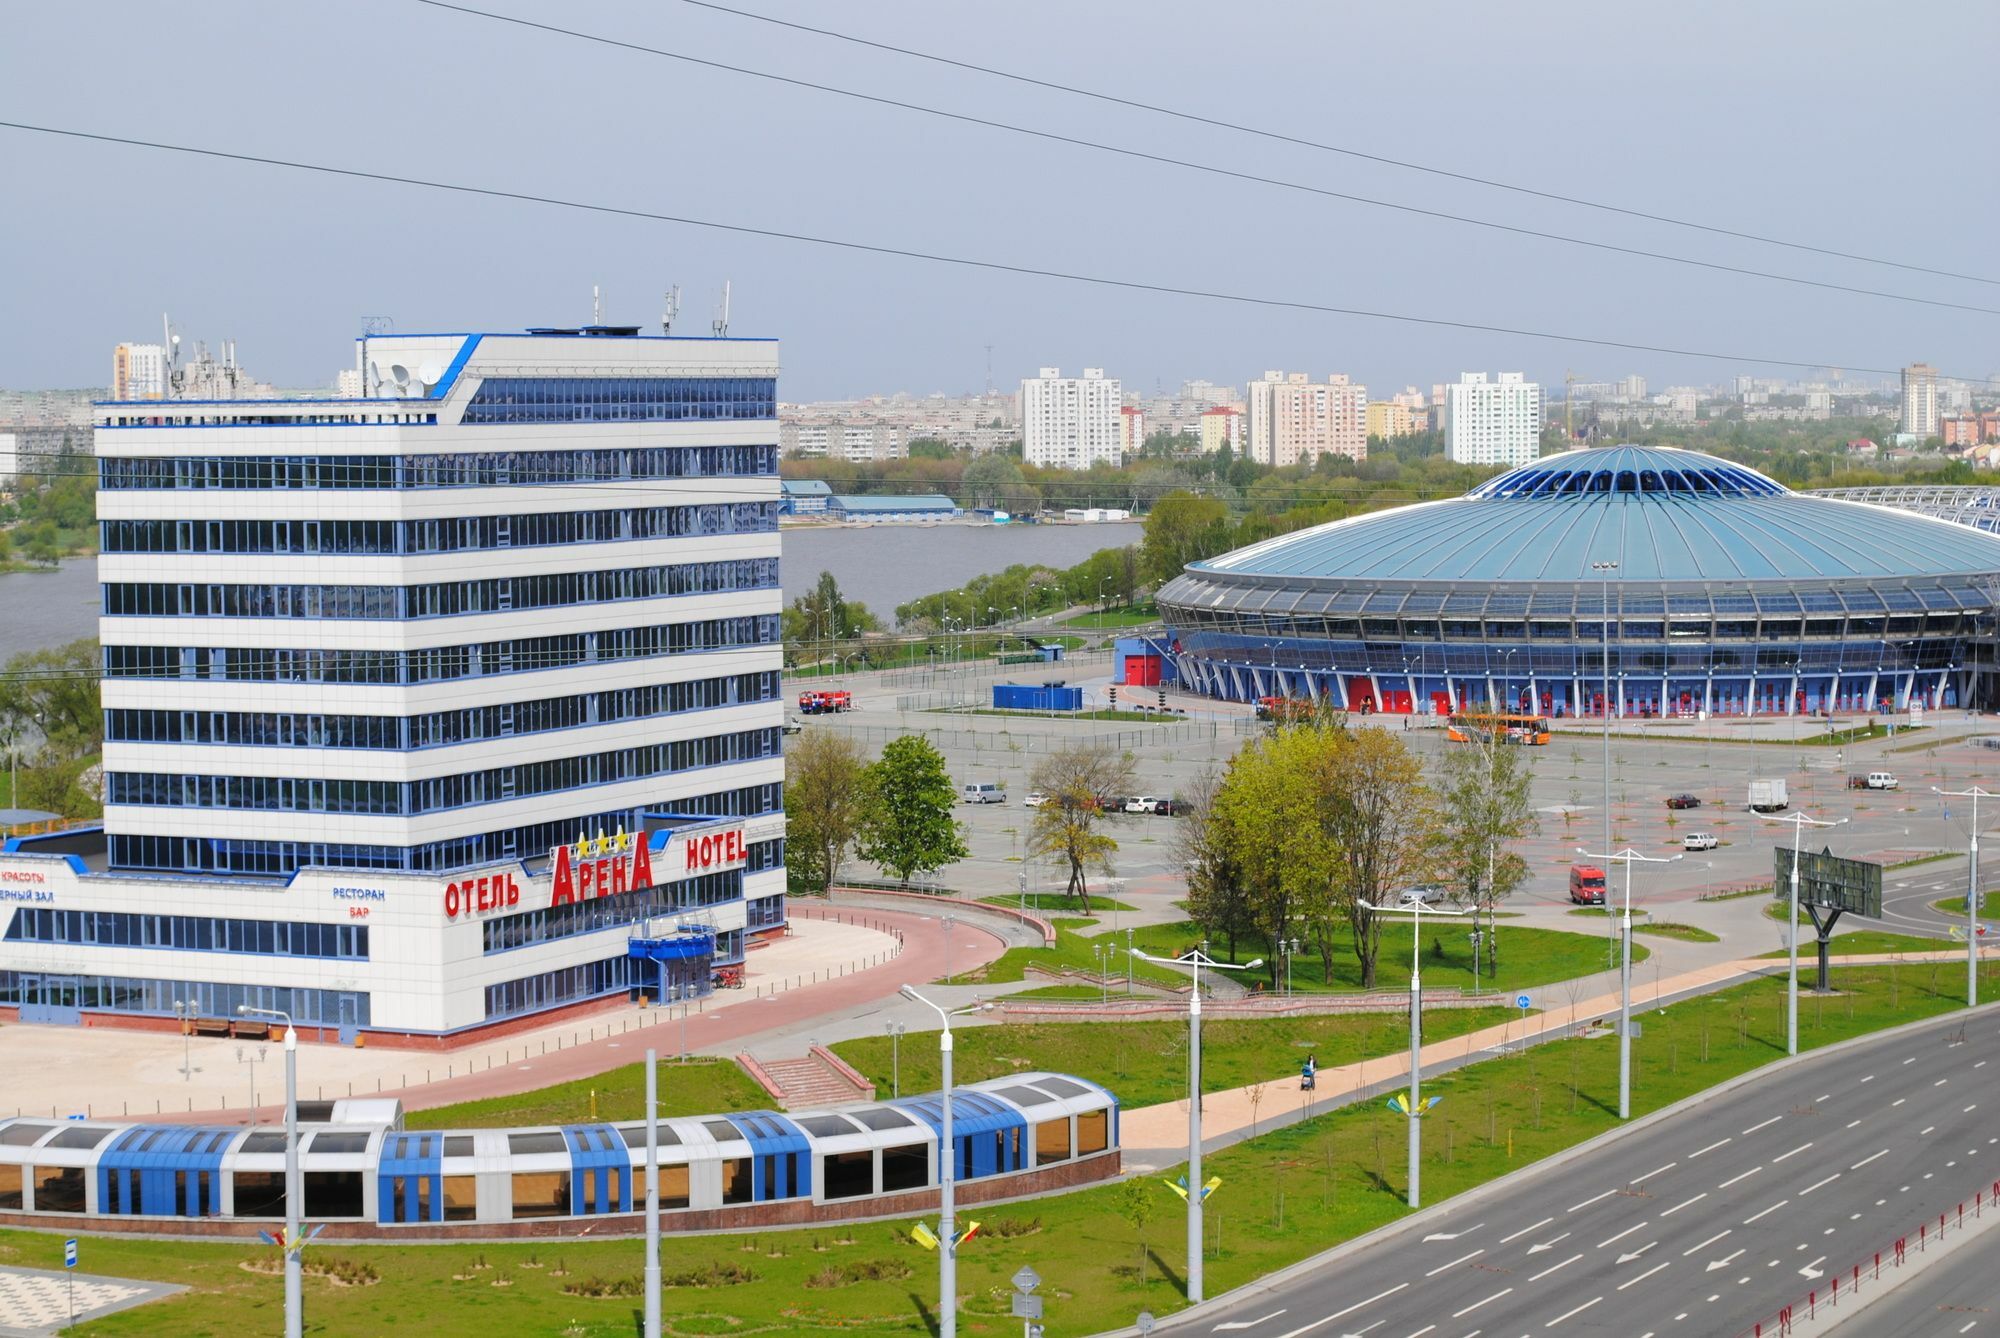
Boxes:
[0,1072,1119,1235]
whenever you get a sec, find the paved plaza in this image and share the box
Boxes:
[0,1265,184,1338]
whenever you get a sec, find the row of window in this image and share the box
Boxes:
[1176,615,1974,644]
[482,859,777,953]
[481,937,746,1021]
[106,784,784,876]
[460,376,775,425]
[103,616,780,687]
[105,727,779,816]
[100,503,780,557]
[0,972,370,1027]
[1187,636,1967,677]
[4,909,368,960]
[100,445,778,491]
[105,672,781,751]
[103,557,778,620]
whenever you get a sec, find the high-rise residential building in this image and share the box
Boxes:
[1198,405,1244,455]
[1245,371,1368,466]
[0,324,785,1038]
[1365,401,1421,439]
[111,343,166,401]
[1619,374,1648,402]
[1179,378,1239,407]
[1901,363,1940,438]
[1119,405,1146,459]
[1021,367,1121,469]
[1444,372,1542,466]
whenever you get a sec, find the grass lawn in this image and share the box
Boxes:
[1931,896,1993,918]
[833,1006,1516,1111]
[949,918,1197,989]
[1754,928,1961,958]
[977,893,1138,914]
[16,962,1982,1338]
[404,1057,768,1130]
[1059,605,1159,629]
[1006,984,1115,1001]
[1119,918,1641,1000]
[1561,908,1718,943]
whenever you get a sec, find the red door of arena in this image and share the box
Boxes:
[1123,655,1161,687]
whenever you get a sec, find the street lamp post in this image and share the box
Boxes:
[1127,946,1262,1304]
[1933,784,1993,1007]
[1576,846,1682,1119]
[238,1006,301,1338]
[1755,809,1848,1055]
[1592,560,1618,856]
[900,987,988,1338]
[644,1047,661,1338]
[174,999,193,1080]
[1360,900,1465,1207]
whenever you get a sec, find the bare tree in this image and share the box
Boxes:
[1027,741,1136,912]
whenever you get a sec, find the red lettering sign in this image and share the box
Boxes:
[442,872,522,919]
[549,830,655,908]
[683,826,747,873]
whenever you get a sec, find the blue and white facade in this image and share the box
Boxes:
[0,328,787,1036]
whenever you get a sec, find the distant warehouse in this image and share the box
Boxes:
[828,493,960,522]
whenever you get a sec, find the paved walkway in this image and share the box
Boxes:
[0,1265,184,1338]
[1117,946,2000,1172]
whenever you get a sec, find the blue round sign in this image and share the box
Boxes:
[1515,994,1532,1009]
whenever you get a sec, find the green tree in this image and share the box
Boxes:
[0,639,102,759]
[1026,741,1135,912]
[857,735,967,886]
[1175,764,1257,957]
[960,453,1039,514]
[1117,1176,1156,1281]
[785,730,873,895]
[1139,490,1229,585]
[906,438,955,460]
[1432,729,1540,969]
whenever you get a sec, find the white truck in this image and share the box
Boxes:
[1747,778,1790,812]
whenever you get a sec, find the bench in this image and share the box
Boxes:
[233,1020,272,1041]
[191,1017,233,1038]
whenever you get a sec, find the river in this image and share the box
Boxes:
[0,522,1143,655]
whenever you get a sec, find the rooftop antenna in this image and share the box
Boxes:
[162,312,183,395]
[712,280,731,337]
[592,284,603,325]
[984,343,994,396]
[661,285,682,336]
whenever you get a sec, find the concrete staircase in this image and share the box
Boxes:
[740,1046,876,1110]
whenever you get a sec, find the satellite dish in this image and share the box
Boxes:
[388,363,412,387]
[417,362,444,391]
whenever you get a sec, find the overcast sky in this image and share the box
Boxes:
[5,0,1997,400]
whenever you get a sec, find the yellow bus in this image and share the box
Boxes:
[1446,711,1552,746]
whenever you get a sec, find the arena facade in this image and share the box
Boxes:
[1158,446,2000,719]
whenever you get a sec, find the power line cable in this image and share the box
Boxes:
[408,0,2000,320]
[675,0,2000,289]
[2,120,1986,383]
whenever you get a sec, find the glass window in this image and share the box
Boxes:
[821,1151,874,1200]
[1033,1119,1071,1166]
[720,1158,752,1205]
[0,1164,22,1210]
[232,1170,286,1217]
[660,1163,690,1209]
[511,1171,569,1219]
[1076,1110,1109,1156]
[880,1144,928,1193]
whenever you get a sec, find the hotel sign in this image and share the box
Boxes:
[442,824,749,920]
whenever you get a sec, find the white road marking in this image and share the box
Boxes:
[1893,1098,1907,1107]
[1936,1078,1950,1087]
[1403,1328,1434,1338]
[1923,1126,1938,1136]
[1718,1167,1762,1190]
[1618,1261,1671,1291]
[1525,1232,1572,1255]
[1978,1061,1989,1069]
[1772,1142,1814,1163]
[1958,1322,1976,1334]
[1741,1116,1782,1135]
[1967,1104,1980,1114]
[1450,1288,1511,1319]
[1905,1057,1918,1065]
[1423,1223,1484,1242]
[1690,1138,1731,1158]
[1683,1230,1731,1257]
[1743,1200,1790,1225]
[1567,1190,1615,1213]
[1798,1172,1842,1196]
[1270,1286,1408,1338]
[1499,1216,1553,1245]
[1846,1119,1861,1129]
[1860,1074,1875,1083]
[1598,1222,1649,1249]
[1615,1242,1658,1264]
[1705,1249,1747,1273]
[1528,1254,1582,1283]
[1814,1093,1830,1103]
[1799,1256,1827,1278]
[1661,1192,1708,1216]
[1632,1162,1677,1184]
[1543,1296,1601,1327]
[1214,1311,1287,1331]
[1426,1250,1483,1277]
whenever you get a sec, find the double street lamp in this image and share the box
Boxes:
[1129,945,1261,1303]
[1933,784,1993,1008]
[1360,900,1463,1208]
[1756,808,1848,1055]
[900,985,988,1338]
[1575,846,1681,1119]
[237,1006,301,1338]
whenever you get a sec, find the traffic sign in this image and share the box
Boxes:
[64,1239,77,1269]
[1514,994,1532,1009]
[1011,1294,1045,1319]
[1137,1313,1156,1335]
[1012,1266,1041,1294]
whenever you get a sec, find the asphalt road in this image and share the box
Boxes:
[1826,1214,2000,1335]
[1860,857,1999,942]
[1189,1007,2000,1338]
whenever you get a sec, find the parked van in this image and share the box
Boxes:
[961,781,1006,804]
[1747,778,1790,812]
[1867,772,1899,790]
[1569,865,1607,905]
[1683,832,1719,851]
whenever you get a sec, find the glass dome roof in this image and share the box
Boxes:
[1468,445,1787,500]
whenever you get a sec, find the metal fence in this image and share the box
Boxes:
[810,717,1221,753]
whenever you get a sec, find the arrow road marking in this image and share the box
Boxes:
[1683,1230,1731,1257]
[1499,1216,1553,1245]
[1424,1250,1483,1277]
[1422,1222,1483,1242]
[1618,1261,1671,1290]
[1213,1311,1285,1332]
[1526,1232,1572,1255]
[1706,1249,1747,1273]
[1271,1285,1407,1338]
[1528,1253,1583,1282]
[1799,1256,1827,1279]
[1615,1242,1659,1264]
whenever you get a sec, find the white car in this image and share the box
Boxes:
[1023,791,1051,808]
[1124,796,1163,814]
[1683,832,1719,851]
[1395,884,1447,908]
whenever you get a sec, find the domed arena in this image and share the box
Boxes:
[1156,445,2000,719]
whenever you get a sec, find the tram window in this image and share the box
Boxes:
[305,1171,364,1219]
[0,1164,21,1210]
[1077,1110,1109,1156]
[33,1167,83,1212]
[881,1144,927,1194]
[660,1163,690,1209]
[512,1171,569,1218]
[442,1175,477,1222]
[233,1171,286,1217]
[822,1151,873,1200]
[1033,1119,1071,1166]
[720,1158,752,1205]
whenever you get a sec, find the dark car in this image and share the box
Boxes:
[1665,793,1701,810]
